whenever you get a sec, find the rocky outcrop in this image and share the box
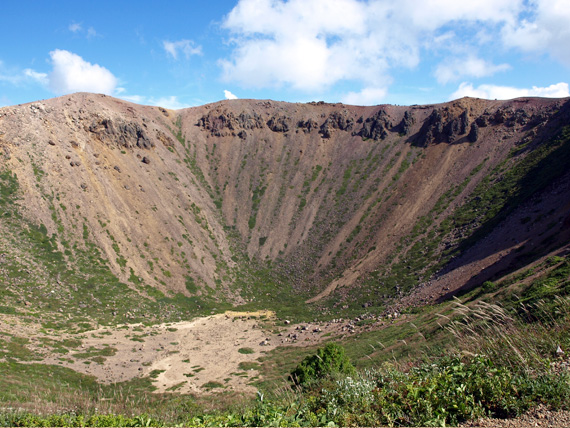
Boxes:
[196,111,265,136]
[319,111,355,138]
[443,110,469,141]
[475,108,550,131]
[468,122,479,142]
[88,118,153,149]
[415,108,470,146]
[356,110,392,141]
[476,112,491,127]
[297,119,318,133]
[266,115,290,133]
[416,109,445,146]
[397,111,415,136]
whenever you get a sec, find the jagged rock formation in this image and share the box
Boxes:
[88,118,154,149]
[397,110,415,135]
[319,110,355,138]
[0,93,569,324]
[196,109,265,136]
[415,107,470,146]
[297,118,318,133]
[356,110,392,140]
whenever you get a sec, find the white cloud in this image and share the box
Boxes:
[48,49,118,95]
[220,0,392,93]
[0,61,48,86]
[220,0,528,100]
[435,56,510,84]
[69,22,98,38]
[403,0,523,30]
[23,69,48,86]
[163,40,202,60]
[502,0,570,66]
[224,90,238,100]
[342,87,387,106]
[69,22,82,33]
[450,82,570,100]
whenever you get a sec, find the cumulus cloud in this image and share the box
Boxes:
[224,90,238,100]
[502,0,570,66]
[163,40,202,60]
[435,56,510,85]
[48,49,118,95]
[220,0,530,102]
[220,0,393,94]
[450,82,570,100]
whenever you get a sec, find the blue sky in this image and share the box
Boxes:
[1,0,569,108]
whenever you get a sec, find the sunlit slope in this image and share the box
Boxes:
[0,93,568,325]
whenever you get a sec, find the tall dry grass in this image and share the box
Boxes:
[445,296,570,374]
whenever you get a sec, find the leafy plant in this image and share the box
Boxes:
[290,343,355,386]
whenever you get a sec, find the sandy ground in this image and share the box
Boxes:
[18,310,355,395]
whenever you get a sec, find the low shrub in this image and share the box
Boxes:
[290,343,355,387]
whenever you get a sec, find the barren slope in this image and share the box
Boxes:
[0,93,569,326]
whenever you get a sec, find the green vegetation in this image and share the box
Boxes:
[290,342,355,387]
[3,294,569,427]
[0,169,227,330]
[2,99,570,427]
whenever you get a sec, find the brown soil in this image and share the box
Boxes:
[1,310,363,395]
